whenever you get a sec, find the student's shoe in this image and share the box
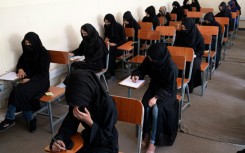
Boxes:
[0,119,15,132]
[29,118,37,133]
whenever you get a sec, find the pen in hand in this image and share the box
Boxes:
[52,137,67,150]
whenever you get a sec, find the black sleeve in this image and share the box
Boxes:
[117,24,127,46]
[165,13,171,26]
[72,42,85,56]
[16,54,25,73]
[132,57,150,80]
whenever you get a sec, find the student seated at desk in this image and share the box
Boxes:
[174,18,205,93]
[142,6,160,30]
[0,32,50,133]
[69,23,108,72]
[50,70,118,153]
[131,43,179,153]
[171,1,185,21]
[104,14,126,81]
[157,6,171,26]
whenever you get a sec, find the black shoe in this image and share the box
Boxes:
[29,118,37,133]
[0,119,15,132]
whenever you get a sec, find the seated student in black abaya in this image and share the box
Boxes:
[142,6,160,30]
[182,0,192,12]
[0,32,50,133]
[190,0,201,11]
[215,2,234,32]
[157,6,171,26]
[203,12,223,69]
[174,18,205,93]
[69,23,108,72]
[131,43,179,153]
[104,14,126,81]
[171,1,185,21]
[123,11,141,56]
[50,70,118,153]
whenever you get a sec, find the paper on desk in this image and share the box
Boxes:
[0,72,18,81]
[119,76,145,89]
[70,56,85,61]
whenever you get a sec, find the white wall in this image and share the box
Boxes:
[0,0,244,75]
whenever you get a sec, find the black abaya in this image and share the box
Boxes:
[171,1,185,21]
[8,32,50,111]
[142,6,160,30]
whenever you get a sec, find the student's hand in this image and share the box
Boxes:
[51,140,66,152]
[104,37,109,44]
[109,42,117,46]
[69,53,74,56]
[73,107,93,127]
[20,78,30,84]
[131,76,139,83]
[17,69,26,79]
[148,97,157,107]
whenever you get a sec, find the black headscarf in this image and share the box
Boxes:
[219,2,228,12]
[123,11,140,30]
[143,6,160,30]
[81,23,99,46]
[104,14,117,38]
[190,0,201,11]
[145,6,156,20]
[204,12,217,25]
[171,1,184,21]
[147,42,172,69]
[65,70,107,111]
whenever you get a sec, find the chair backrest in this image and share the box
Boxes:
[112,95,144,153]
[201,8,214,14]
[48,50,69,64]
[170,13,177,21]
[215,17,229,38]
[104,43,110,70]
[158,17,165,26]
[192,7,197,12]
[167,46,194,80]
[138,30,161,41]
[187,11,202,19]
[138,22,153,31]
[156,26,176,45]
[169,21,182,31]
[125,27,135,39]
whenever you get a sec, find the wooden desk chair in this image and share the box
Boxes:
[184,9,188,16]
[127,30,161,73]
[112,95,144,153]
[191,7,197,12]
[187,11,202,23]
[170,13,177,21]
[167,46,194,111]
[200,8,214,14]
[96,43,110,92]
[215,17,229,60]
[137,22,153,31]
[158,17,165,26]
[199,34,211,96]
[197,25,219,79]
[169,21,182,31]
[45,133,84,153]
[171,55,186,125]
[156,26,176,46]
[35,50,70,134]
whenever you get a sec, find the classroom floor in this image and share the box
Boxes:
[0,31,245,153]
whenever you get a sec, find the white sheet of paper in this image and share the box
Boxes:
[70,56,85,61]
[0,72,18,81]
[119,76,145,89]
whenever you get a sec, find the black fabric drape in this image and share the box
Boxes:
[51,70,118,153]
[9,32,50,111]
[142,6,160,30]
[132,43,179,146]
[174,18,205,93]
[71,24,108,72]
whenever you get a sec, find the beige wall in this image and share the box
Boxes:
[0,0,244,75]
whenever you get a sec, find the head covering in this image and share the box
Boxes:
[123,11,140,29]
[147,42,171,67]
[183,0,189,5]
[104,14,116,24]
[65,69,107,111]
[219,2,227,12]
[145,6,156,18]
[104,13,118,38]
[204,12,216,25]
[81,23,99,45]
[159,6,167,15]
[172,1,181,8]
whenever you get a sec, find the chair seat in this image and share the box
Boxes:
[128,55,146,64]
[117,41,134,51]
[116,53,133,60]
[140,44,149,50]
[176,78,189,89]
[164,38,174,43]
[200,62,209,72]
[202,51,216,58]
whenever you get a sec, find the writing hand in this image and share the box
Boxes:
[17,69,26,79]
[51,139,66,152]
[131,76,139,83]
